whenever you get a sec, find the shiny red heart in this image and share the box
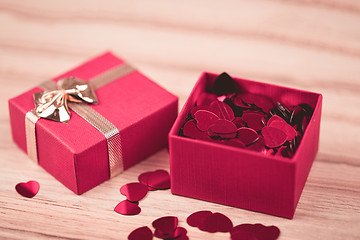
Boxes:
[231,223,280,240]
[186,210,213,227]
[262,126,287,148]
[269,121,297,141]
[210,100,235,121]
[147,170,170,190]
[198,212,233,233]
[207,119,237,139]
[120,182,148,202]
[152,216,178,234]
[194,110,220,131]
[242,112,266,131]
[267,115,286,126]
[15,180,39,198]
[138,171,156,191]
[237,127,259,146]
[114,200,141,215]
[128,226,153,240]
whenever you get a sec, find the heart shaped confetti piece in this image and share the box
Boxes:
[198,212,233,233]
[269,121,297,141]
[147,170,170,190]
[262,126,287,148]
[254,95,274,113]
[191,105,220,118]
[183,119,201,138]
[128,226,153,240]
[237,127,259,146]
[152,216,178,233]
[154,227,187,239]
[207,119,237,139]
[138,171,155,191]
[195,110,220,131]
[213,72,236,96]
[242,112,266,131]
[15,180,40,198]
[267,115,286,126]
[186,210,213,227]
[120,182,148,202]
[232,224,280,240]
[210,100,235,121]
[114,200,141,216]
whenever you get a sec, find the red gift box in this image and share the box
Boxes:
[9,52,178,194]
[169,72,322,218]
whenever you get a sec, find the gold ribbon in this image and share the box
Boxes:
[25,63,136,178]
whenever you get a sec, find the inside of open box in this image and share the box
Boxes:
[178,72,321,159]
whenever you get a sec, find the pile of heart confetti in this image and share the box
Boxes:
[128,210,280,240]
[179,72,313,158]
[114,169,171,215]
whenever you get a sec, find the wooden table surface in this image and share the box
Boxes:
[1,1,359,239]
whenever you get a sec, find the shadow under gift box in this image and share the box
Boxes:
[9,52,178,195]
[169,72,322,219]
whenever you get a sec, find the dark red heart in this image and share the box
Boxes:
[152,216,178,233]
[154,226,187,239]
[269,121,297,141]
[186,210,213,227]
[128,226,153,240]
[210,100,235,121]
[207,119,237,139]
[194,110,220,131]
[138,171,156,191]
[183,119,201,138]
[120,182,148,202]
[114,200,141,215]
[198,212,233,233]
[231,223,280,240]
[262,126,287,148]
[147,170,170,190]
[242,112,266,131]
[267,115,286,126]
[237,127,259,146]
[15,180,40,198]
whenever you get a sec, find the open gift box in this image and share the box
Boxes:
[9,52,178,194]
[169,72,322,218]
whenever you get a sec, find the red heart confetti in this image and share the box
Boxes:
[191,105,220,118]
[231,223,280,240]
[194,110,220,131]
[198,212,233,233]
[138,171,156,191]
[269,121,297,141]
[267,115,286,126]
[147,170,171,190]
[237,127,259,146]
[179,72,314,158]
[186,210,213,227]
[114,200,141,215]
[262,126,287,148]
[207,119,237,139]
[242,112,266,131]
[154,227,187,239]
[210,100,235,121]
[15,180,40,198]
[120,182,148,202]
[128,226,153,240]
[152,216,179,234]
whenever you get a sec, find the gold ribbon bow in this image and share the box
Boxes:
[34,77,98,123]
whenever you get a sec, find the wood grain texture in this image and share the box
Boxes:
[0,0,359,239]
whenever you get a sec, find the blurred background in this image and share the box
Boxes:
[1,1,359,239]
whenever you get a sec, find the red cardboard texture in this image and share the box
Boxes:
[9,52,178,194]
[169,72,322,218]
